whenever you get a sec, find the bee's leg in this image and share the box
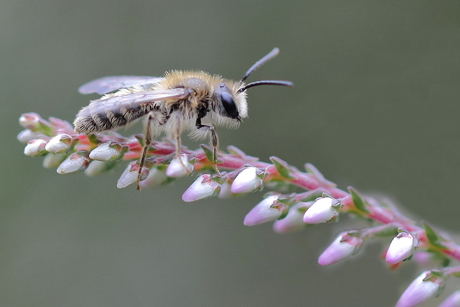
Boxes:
[172,111,182,158]
[136,112,156,190]
[196,121,220,174]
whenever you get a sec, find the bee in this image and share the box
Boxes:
[74,48,293,189]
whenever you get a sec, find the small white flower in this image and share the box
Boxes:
[303,196,341,224]
[396,271,445,307]
[56,152,90,174]
[45,134,72,153]
[89,142,123,161]
[244,194,285,226]
[117,161,149,188]
[231,166,265,194]
[182,174,221,202]
[385,230,418,264]
[318,231,363,265]
[166,154,193,177]
[24,139,47,156]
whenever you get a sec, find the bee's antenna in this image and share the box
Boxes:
[237,80,293,93]
[240,48,280,83]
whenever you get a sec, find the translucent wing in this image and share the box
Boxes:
[76,88,189,117]
[78,76,164,95]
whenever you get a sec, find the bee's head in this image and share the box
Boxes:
[214,82,247,121]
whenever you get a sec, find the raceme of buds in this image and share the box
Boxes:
[165,154,194,177]
[182,174,221,202]
[303,196,342,224]
[24,139,47,156]
[117,161,149,189]
[395,271,445,307]
[244,194,286,226]
[56,152,90,174]
[45,134,72,153]
[318,231,364,265]
[385,230,418,264]
[89,142,126,161]
[230,166,266,194]
[273,201,311,233]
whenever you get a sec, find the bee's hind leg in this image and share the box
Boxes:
[136,111,158,190]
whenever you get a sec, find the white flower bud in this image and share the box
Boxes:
[273,202,310,233]
[318,231,363,265]
[24,139,47,156]
[182,174,221,202]
[395,271,445,307]
[244,194,285,226]
[117,161,149,188]
[89,142,123,161]
[17,129,38,143]
[166,154,193,177]
[231,166,265,194]
[57,152,90,174]
[303,196,341,224]
[45,134,72,153]
[385,230,418,264]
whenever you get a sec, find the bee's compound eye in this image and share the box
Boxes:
[220,92,239,119]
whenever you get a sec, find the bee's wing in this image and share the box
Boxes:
[76,88,189,117]
[78,76,164,95]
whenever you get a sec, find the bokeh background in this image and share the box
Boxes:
[3,1,460,306]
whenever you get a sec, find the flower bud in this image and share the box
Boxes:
[244,194,286,226]
[303,196,341,224]
[45,133,72,153]
[230,166,265,194]
[89,142,125,161]
[42,153,67,168]
[24,139,47,156]
[117,161,149,188]
[166,154,193,177]
[138,167,169,188]
[438,290,460,307]
[84,160,114,177]
[395,271,445,307]
[273,202,311,233]
[19,113,42,130]
[318,231,363,265]
[385,230,418,264]
[182,174,221,202]
[56,152,90,174]
[17,129,38,143]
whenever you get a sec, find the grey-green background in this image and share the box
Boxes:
[3,1,460,306]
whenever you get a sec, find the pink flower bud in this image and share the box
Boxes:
[89,142,124,161]
[138,167,169,188]
[166,154,193,177]
[303,196,341,224]
[45,134,72,153]
[385,230,418,264]
[182,174,221,202]
[117,162,149,188]
[244,194,286,226]
[19,113,42,130]
[24,139,47,156]
[438,290,460,307]
[318,231,363,265]
[273,202,311,233]
[42,153,66,168]
[56,152,90,174]
[395,271,445,307]
[230,166,265,194]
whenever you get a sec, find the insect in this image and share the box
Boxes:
[74,48,293,189]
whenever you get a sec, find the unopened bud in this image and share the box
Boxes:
[385,230,418,264]
[89,142,125,161]
[19,113,42,130]
[273,202,311,233]
[166,154,193,177]
[182,174,221,202]
[138,167,169,188]
[318,231,363,265]
[117,161,149,188]
[45,134,72,153]
[24,139,47,156]
[244,194,286,226]
[56,152,90,174]
[17,129,38,143]
[231,166,265,194]
[395,271,445,307]
[303,196,341,224]
[42,153,67,168]
[438,290,460,307]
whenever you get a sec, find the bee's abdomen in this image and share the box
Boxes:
[74,106,152,133]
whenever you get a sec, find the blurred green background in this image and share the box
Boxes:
[3,1,460,306]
